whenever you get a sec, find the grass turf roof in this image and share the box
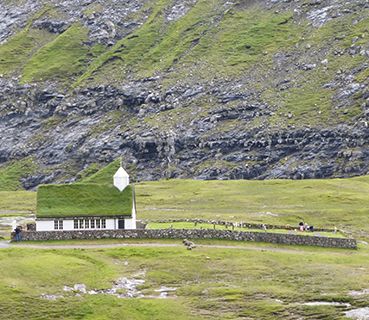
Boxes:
[82,159,120,185]
[37,183,132,218]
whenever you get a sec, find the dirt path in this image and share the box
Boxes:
[0,241,10,248]
[7,241,358,255]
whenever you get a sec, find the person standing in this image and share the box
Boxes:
[14,226,22,241]
[299,221,304,232]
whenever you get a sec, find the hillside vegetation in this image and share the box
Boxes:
[0,158,38,191]
[1,0,369,184]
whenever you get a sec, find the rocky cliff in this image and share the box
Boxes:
[1,0,369,188]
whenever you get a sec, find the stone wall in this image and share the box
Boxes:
[16,229,357,249]
[146,219,336,232]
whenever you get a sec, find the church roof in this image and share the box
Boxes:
[36,183,133,218]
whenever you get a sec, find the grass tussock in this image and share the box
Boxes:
[0,158,38,191]
[21,23,90,82]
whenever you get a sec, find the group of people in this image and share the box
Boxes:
[299,221,314,232]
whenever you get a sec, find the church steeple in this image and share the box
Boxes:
[113,163,130,192]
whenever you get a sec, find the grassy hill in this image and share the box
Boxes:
[136,177,369,237]
[1,0,369,184]
[0,0,368,126]
[2,174,369,239]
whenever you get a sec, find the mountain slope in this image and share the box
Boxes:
[0,0,369,188]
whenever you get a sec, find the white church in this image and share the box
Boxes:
[35,166,137,231]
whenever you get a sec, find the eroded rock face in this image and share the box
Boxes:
[0,0,149,45]
[1,0,369,186]
[1,76,369,186]
[1,73,369,187]
[0,1,41,44]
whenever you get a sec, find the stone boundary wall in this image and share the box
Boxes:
[16,229,357,249]
[145,219,336,232]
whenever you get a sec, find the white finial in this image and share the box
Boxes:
[114,166,130,191]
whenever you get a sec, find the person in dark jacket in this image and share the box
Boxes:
[14,226,22,241]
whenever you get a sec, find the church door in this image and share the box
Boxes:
[118,219,125,229]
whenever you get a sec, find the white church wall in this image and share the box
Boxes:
[36,220,54,231]
[124,218,136,229]
[37,218,120,231]
[63,220,74,230]
[106,219,115,229]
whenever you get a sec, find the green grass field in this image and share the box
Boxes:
[1,175,369,239]
[136,178,369,241]
[0,191,35,214]
[1,176,369,318]
[1,242,369,319]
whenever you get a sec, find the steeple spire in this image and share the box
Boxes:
[114,159,130,191]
